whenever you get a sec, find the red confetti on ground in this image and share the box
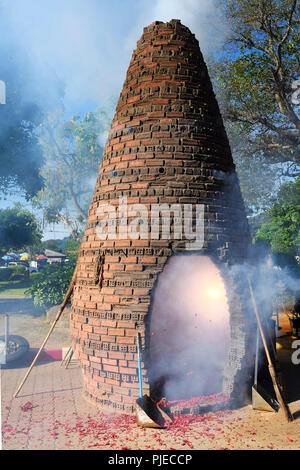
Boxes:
[2,401,233,450]
[20,402,34,412]
[166,393,229,409]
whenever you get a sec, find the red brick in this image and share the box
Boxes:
[119,367,137,375]
[108,328,125,336]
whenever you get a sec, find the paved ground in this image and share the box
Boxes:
[1,302,300,451]
[0,297,70,349]
[1,359,300,451]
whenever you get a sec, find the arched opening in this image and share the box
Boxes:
[149,255,230,401]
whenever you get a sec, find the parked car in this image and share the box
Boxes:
[29,266,39,273]
[8,261,29,267]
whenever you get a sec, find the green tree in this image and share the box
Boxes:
[214,0,300,210]
[62,238,80,262]
[254,177,300,259]
[33,109,110,240]
[25,260,76,307]
[0,204,42,253]
[0,12,64,199]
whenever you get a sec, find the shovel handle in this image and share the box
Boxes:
[137,332,143,406]
[254,326,259,387]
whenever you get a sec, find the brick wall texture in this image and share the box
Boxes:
[70,20,255,414]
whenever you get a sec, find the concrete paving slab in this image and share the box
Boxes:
[1,310,300,451]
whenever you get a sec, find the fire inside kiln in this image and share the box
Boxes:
[149,256,230,400]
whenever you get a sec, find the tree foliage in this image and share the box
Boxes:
[0,13,64,199]
[62,239,80,262]
[0,204,42,253]
[254,177,300,258]
[214,0,300,210]
[33,110,110,239]
[0,51,44,198]
[25,260,76,307]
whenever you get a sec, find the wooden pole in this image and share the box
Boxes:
[60,346,72,367]
[65,348,74,369]
[248,278,293,422]
[13,265,78,398]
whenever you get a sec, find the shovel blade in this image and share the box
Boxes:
[252,384,280,413]
[136,395,171,428]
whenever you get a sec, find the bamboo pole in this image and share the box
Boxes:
[64,348,74,369]
[13,265,78,398]
[60,346,72,367]
[248,278,293,422]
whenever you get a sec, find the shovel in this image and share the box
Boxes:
[252,326,279,413]
[135,332,172,428]
[248,278,293,422]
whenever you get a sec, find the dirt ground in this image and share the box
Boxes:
[1,298,300,451]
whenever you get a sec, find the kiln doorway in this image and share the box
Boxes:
[149,255,231,401]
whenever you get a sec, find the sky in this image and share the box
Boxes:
[0,0,229,240]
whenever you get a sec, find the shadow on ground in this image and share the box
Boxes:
[0,298,44,317]
[1,353,58,370]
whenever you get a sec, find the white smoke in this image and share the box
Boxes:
[1,0,228,113]
[149,255,231,400]
[148,250,299,402]
[125,0,229,56]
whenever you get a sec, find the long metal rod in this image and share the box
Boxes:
[13,265,78,398]
[136,332,143,406]
[254,326,259,387]
[248,278,293,422]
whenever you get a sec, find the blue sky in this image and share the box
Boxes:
[0,0,228,240]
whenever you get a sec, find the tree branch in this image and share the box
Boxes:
[69,182,88,221]
[54,213,81,241]
[226,107,300,144]
[275,0,297,75]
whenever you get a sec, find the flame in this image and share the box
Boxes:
[207,288,218,298]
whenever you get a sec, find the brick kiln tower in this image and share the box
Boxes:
[70,20,254,414]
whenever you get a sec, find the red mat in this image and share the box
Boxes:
[26,348,62,362]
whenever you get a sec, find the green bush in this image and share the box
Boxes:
[0,265,28,281]
[9,265,28,281]
[30,272,42,281]
[0,268,11,281]
[25,261,76,307]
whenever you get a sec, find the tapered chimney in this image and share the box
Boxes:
[70,20,254,414]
